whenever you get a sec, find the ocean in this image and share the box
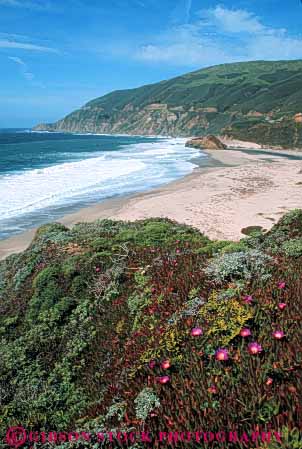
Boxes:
[0,129,205,240]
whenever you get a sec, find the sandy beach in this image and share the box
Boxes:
[1,142,302,260]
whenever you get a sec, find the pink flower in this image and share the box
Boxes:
[240,328,252,337]
[151,287,156,294]
[244,295,253,304]
[277,281,286,289]
[95,267,100,272]
[191,327,203,337]
[158,375,170,384]
[215,348,229,361]
[266,378,273,386]
[248,342,263,355]
[176,249,181,254]
[149,360,156,369]
[278,303,286,310]
[208,385,218,394]
[161,360,171,370]
[272,330,285,340]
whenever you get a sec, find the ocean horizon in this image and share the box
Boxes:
[0,129,205,240]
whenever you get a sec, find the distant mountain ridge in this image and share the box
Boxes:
[35,60,302,148]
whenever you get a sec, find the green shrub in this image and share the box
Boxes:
[204,249,273,283]
[127,272,152,330]
[61,255,82,278]
[91,237,111,251]
[264,427,302,449]
[195,239,250,256]
[115,219,209,247]
[257,400,280,423]
[194,240,230,256]
[221,240,249,253]
[279,209,302,226]
[106,401,127,421]
[281,238,302,258]
[198,290,253,346]
[263,209,302,252]
[70,275,88,296]
[1,212,302,439]
[33,222,72,245]
[32,265,60,292]
[29,266,64,319]
[217,287,240,300]
[134,388,160,421]
[48,296,76,322]
[13,259,39,290]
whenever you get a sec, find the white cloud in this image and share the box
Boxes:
[0,0,52,10]
[0,39,58,53]
[0,32,32,41]
[248,33,302,60]
[138,23,233,66]
[135,5,302,67]
[206,6,266,34]
[8,56,45,87]
[8,56,33,80]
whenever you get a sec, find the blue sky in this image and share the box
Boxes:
[0,0,302,127]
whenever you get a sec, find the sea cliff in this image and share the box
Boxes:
[35,60,302,149]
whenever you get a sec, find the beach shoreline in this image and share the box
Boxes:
[1,140,302,260]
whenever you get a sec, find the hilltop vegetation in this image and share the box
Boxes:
[35,60,302,148]
[1,210,302,447]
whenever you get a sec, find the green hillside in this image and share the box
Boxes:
[35,60,302,148]
[87,60,302,113]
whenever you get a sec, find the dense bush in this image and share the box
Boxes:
[261,209,302,253]
[0,213,301,448]
[281,238,302,258]
[204,249,273,283]
[134,388,160,421]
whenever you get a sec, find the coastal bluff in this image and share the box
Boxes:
[185,135,227,150]
[33,60,302,149]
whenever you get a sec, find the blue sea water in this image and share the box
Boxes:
[0,129,204,239]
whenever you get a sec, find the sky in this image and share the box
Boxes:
[0,0,302,127]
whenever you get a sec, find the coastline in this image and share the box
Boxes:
[1,141,302,260]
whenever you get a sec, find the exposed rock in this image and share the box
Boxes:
[123,103,134,112]
[294,113,302,123]
[247,111,264,117]
[145,103,168,110]
[34,123,54,131]
[200,107,218,113]
[185,135,227,150]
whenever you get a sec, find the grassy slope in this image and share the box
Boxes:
[1,211,302,448]
[36,60,302,148]
[87,60,302,113]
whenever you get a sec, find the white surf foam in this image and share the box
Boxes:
[0,156,145,219]
[0,137,204,222]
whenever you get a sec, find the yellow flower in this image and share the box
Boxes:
[199,291,253,346]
